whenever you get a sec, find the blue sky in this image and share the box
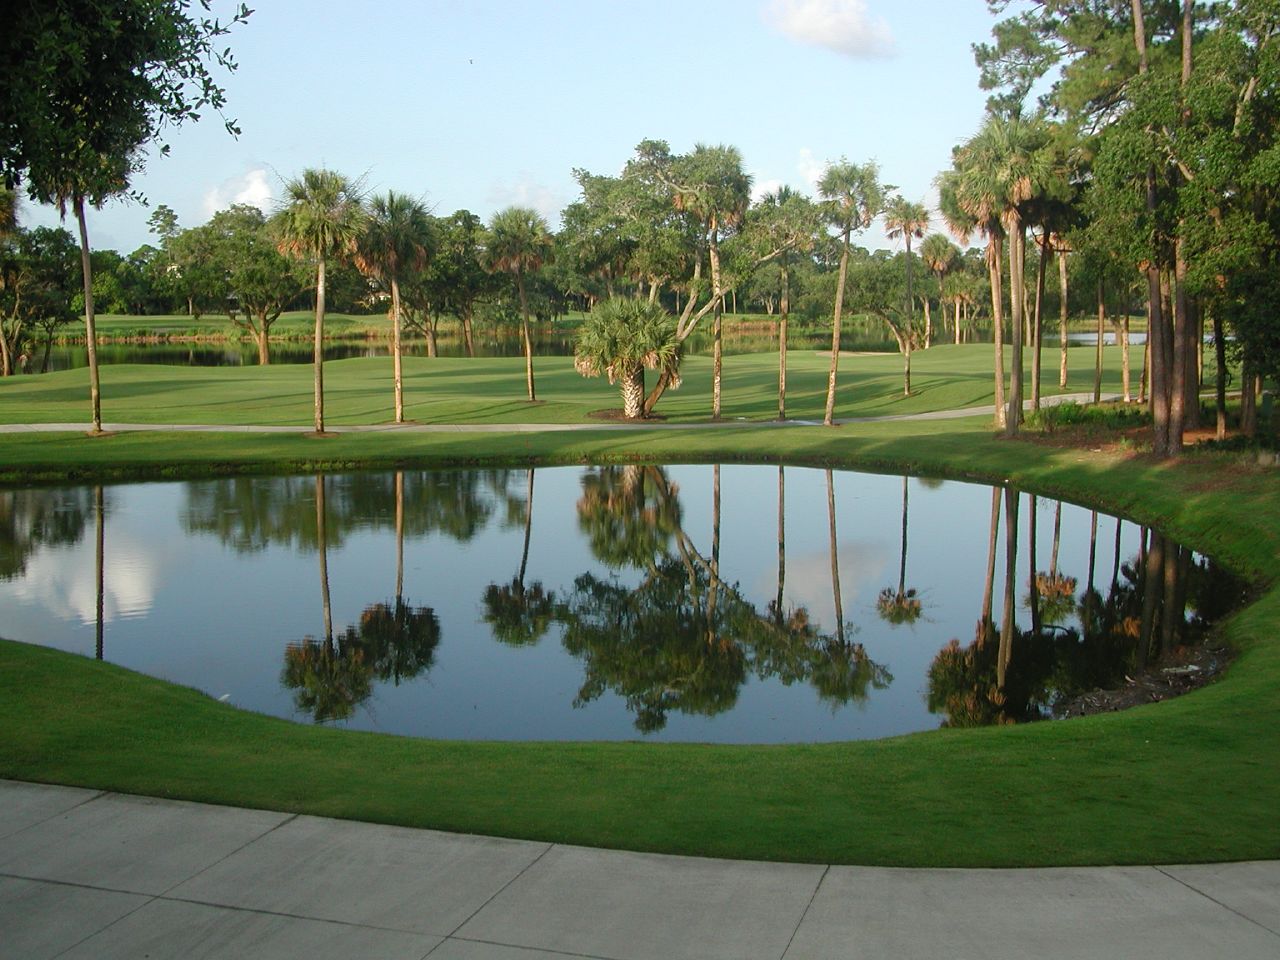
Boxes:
[22,0,1009,254]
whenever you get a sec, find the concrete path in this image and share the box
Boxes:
[2,780,1276,960]
[0,393,1121,435]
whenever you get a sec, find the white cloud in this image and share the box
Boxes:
[763,0,895,59]
[14,532,159,626]
[751,176,784,204]
[796,148,826,190]
[486,174,566,227]
[202,165,274,218]
[768,540,890,629]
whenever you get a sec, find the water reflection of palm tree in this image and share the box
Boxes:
[998,487,1019,690]
[1033,500,1078,625]
[876,476,922,626]
[94,485,104,660]
[826,469,845,644]
[483,468,557,646]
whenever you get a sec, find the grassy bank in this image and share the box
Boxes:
[0,362,1274,868]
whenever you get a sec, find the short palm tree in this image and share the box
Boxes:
[575,297,683,419]
[272,168,366,434]
[920,233,960,344]
[356,191,433,423]
[484,206,554,402]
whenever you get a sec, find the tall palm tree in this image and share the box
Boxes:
[356,191,433,423]
[920,233,959,345]
[818,160,888,425]
[484,206,554,402]
[883,196,930,395]
[272,168,366,434]
[948,116,1055,436]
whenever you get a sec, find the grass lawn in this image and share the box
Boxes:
[0,342,1152,428]
[0,353,1274,868]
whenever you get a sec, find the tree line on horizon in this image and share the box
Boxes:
[2,1,1278,457]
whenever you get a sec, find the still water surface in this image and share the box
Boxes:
[0,466,1238,743]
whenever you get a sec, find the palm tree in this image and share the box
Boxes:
[272,168,366,434]
[876,476,923,626]
[883,196,930,396]
[920,233,959,345]
[948,116,1055,436]
[574,297,683,419]
[484,206,554,402]
[356,191,433,423]
[818,160,888,425]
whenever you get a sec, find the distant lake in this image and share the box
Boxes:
[1,465,1240,742]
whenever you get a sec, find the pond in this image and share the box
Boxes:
[0,465,1241,743]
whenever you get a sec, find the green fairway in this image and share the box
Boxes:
[0,342,1151,427]
[0,354,1274,868]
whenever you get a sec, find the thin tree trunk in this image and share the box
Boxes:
[313,257,327,434]
[391,276,404,422]
[516,272,536,402]
[897,476,909,599]
[824,232,851,426]
[519,468,534,586]
[778,259,789,420]
[1032,231,1048,410]
[981,485,1001,626]
[1094,280,1105,403]
[1213,309,1228,439]
[776,466,786,623]
[74,196,103,434]
[95,484,105,660]
[1005,220,1025,436]
[712,295,723,419]
[999,487,1019,690]
[461,310,475,357]
[316,474,333,643]
[395,471,404,601]
[989,236,1007,429]
[827,469,844,644]
[1121,313,1132,402]
[1028,494,1040,634]
[1058,246,1069,389]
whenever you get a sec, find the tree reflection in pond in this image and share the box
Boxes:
[927,486,1244,727]
[561,464,891,732]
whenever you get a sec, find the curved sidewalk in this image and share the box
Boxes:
[2,780,1276,960]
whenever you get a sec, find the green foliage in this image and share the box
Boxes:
[1027,400,1151,434]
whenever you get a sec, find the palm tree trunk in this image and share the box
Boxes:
[897,476,909,599]
[314,257,327,434]
[95,484,105,660]
[391,276,404,423]
[1028,493,1041,634]
[824,232,851,426]
[1005,220,1025,436]
[395,471,404,601]
[519,468,534,586]
[1094,280,1105,403]
[516,272,536,402]
[462,309,475,357]
[776,466,786,622]
[989,236,1007,429]
[999,487,1019,690]
[74,196,103,434]
[981,485,1000,626]
[316,474,333,644]
[1058,246,1069,389]
[621,365,645,419]
[1121,312,1132,402]
[778,258,789,420]
[1032,232,1048,410]
[827,469,844,644]
[709,224,724,420]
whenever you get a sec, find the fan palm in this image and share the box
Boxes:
[920,233,960,344]
[356,191,433,423]
[754,187,819,419]
[883,196,930,395]
[484,206,553,402]
[574,297,683,419]
[272,168,366,434]
[818,159,888,425]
